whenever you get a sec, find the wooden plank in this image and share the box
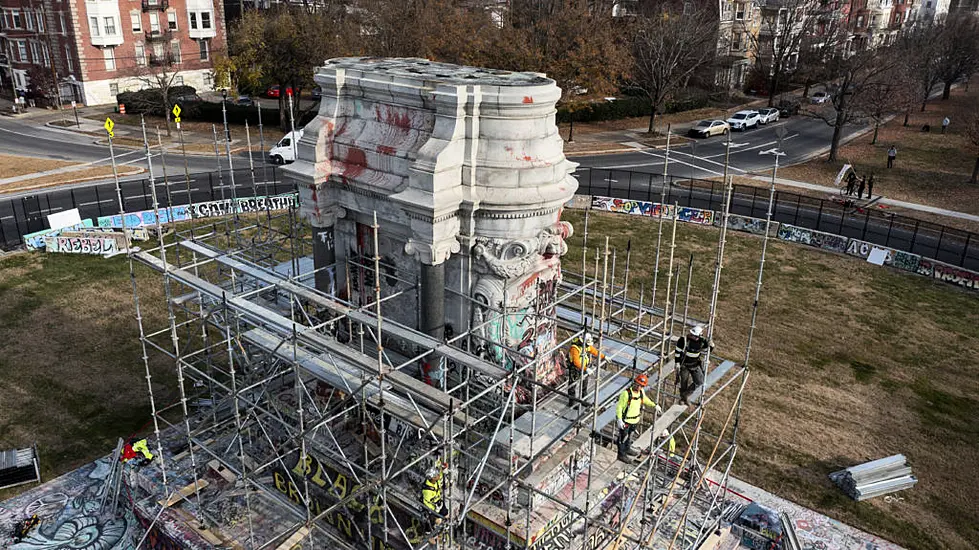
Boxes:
[274,525,311,550]
[158,478,209,508]
[633,404,688,451]
[207,460,237,483]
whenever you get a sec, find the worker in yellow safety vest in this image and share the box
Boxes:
[567,333,604,405]
[615,374,662,463]
[132,439,154,462]
[421,465,446,520]
[657,429,677,458]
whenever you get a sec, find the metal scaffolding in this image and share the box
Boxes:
[109,120,768,550]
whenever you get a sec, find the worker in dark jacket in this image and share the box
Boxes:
[674,324,714,404]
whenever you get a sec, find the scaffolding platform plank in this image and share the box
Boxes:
[159,479,209,508]
[686,360,740,403]
[274,525,311,550]
[633,404,688,451]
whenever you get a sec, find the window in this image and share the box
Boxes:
[30,41,40,63]
[103,47,115,70]
[60,13,66,33]
[926,0,932,6]
[90,16,99,36]
[203,72,212,87]
[171,40,181,63]
[732,33,743,50]
[25,10,33,31]
[16,40,27,62]
[870,14,877,25]
[104,16,116,35]
[152,42,163,58]
[35,9,43,32]
[189,12,197,29]
[41,43,49,66]
[135,42,146,65]
[131,12,141,32]
[735,3,746,19]
[894,12,902,23]
[12,10,22,29]
[110,83,119,96]
[198,38,208,61]
[174,76,183,85]
[167,11,177,30]
[65,44,73,72]
[201,12,211,29]
[149,13,159,32]
[856,14,865,26]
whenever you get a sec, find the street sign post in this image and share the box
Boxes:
[104,117,114,138]
[172,104,182,129]
[71,101,80,128]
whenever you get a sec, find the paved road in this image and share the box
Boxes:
[567,112,871,180]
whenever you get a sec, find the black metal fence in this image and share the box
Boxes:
[3,165,978,272]
[573,167,979,271]
[0,166,286,250]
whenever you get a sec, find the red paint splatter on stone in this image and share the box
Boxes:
[523,96,534,104]
[378,145,396,155]
[343,148,367,178]
[523,155,533,161]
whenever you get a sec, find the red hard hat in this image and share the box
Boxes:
[635,374,649,387]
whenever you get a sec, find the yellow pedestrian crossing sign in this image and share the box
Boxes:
[104,117,115,138]
[172,104,181,123]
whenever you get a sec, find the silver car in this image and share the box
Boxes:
[757,108,780,124]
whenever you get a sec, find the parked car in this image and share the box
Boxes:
[174,93,202,104]
[266,85,294,98]
[268,127,305,165]
[777,100,801,117]
[235,96,254,107]
[726,110,761,131]
[757,107,780,124]
[311,86,322,100]
[688,120,730,138]
[811,91,831,104]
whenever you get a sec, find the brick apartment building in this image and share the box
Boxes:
[0,0,224,105]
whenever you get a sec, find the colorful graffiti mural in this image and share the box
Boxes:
[917,258,979,290]
[95,194,298,229]
[721,214,774,236]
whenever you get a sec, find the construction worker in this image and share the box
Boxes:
[657,429,677,458]
[421,465,446,521]
[674,324,714,405]
[567,332,604,405]
[13,514,40,542]
[615,374,662,463]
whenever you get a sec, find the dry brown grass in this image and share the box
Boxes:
[0,166,144,194]
[776,86,979,216]
[563,210,979,550]
[0,154,78,179]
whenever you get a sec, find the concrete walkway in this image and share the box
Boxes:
[745,174,979,224]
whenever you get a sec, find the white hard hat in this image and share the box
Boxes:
[690,325,704,337]
[660,429,670,439]
[583,333,594,346]
[426,466,440,479]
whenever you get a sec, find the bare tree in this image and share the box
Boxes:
[850,67,907,144]
[742,0,822,106]
[127,38,185,136]
[895,23,943,116]
[627,6,718,133]
[935,13,979,100]
[793,9,848,100]
[968,110,979,183]
[811,43,903,161]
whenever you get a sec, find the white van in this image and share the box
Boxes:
[268,128,304,165]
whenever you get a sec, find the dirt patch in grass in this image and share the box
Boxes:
[562,209,979,550]
[0,154,79,179]
[776,86,979,217]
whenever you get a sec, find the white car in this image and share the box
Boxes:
[757,107,780,124]
[688,120,730,138]
[811,91,832,104]
[726,110,760,131]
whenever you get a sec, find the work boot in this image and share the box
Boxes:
[625,447,640,456]
[618,454,634,464]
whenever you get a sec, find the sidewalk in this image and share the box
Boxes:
[744,175,979,224]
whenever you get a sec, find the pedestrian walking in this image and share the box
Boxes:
[887,146,897,168]
[867,174,875,200]
[942,117,950,134]
[845,171,857,196]
[857,176,866,200]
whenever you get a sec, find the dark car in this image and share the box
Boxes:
[174,93,202,104]
[777,100,800,117]
[235,96,254,107]
[311,86,322,100]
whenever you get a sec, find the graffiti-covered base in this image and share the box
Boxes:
[0,458,140,550]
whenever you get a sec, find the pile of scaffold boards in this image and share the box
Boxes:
[828,454,916,501]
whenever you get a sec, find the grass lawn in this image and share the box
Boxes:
[0,154,78,179]
[776,86,979,216]
[561,210,978,550]
[0,166,144,194]
[1,211,976,549]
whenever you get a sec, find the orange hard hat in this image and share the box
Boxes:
[635,374,649,387]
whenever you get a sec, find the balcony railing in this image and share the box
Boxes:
[149,53,175,66]
[145,29,172,41]
[141,0,169,11]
